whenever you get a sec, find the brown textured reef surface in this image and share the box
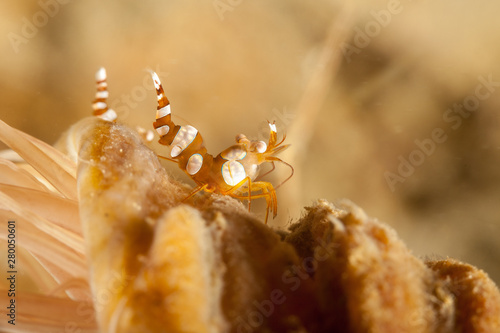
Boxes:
[74,119,500,333]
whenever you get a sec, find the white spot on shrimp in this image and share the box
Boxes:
[170,125,198,157]
[256,141,267,153]
[156,104,171,119]
[222,160,246,186]
[156,125,170,136]
[186,153,203,175]
[93,102,107,110]
[221,147,246,161]
[170,145,182,157]
[151,71,162,90]
[95,67,106,82]
[95,90,109,99]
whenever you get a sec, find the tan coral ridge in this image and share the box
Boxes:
[75,118,500,333]
[1,117,499,332]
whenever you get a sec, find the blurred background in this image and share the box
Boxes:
[1,0,499,284]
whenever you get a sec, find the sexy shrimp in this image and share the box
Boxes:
[150,72,293,223]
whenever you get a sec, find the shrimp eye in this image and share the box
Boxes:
[255,141,267,153]
[236,134,249,144]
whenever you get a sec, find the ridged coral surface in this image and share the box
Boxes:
[75,119,500,332]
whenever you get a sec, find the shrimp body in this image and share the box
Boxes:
[92,68,292,223]
[150,72,292,223]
